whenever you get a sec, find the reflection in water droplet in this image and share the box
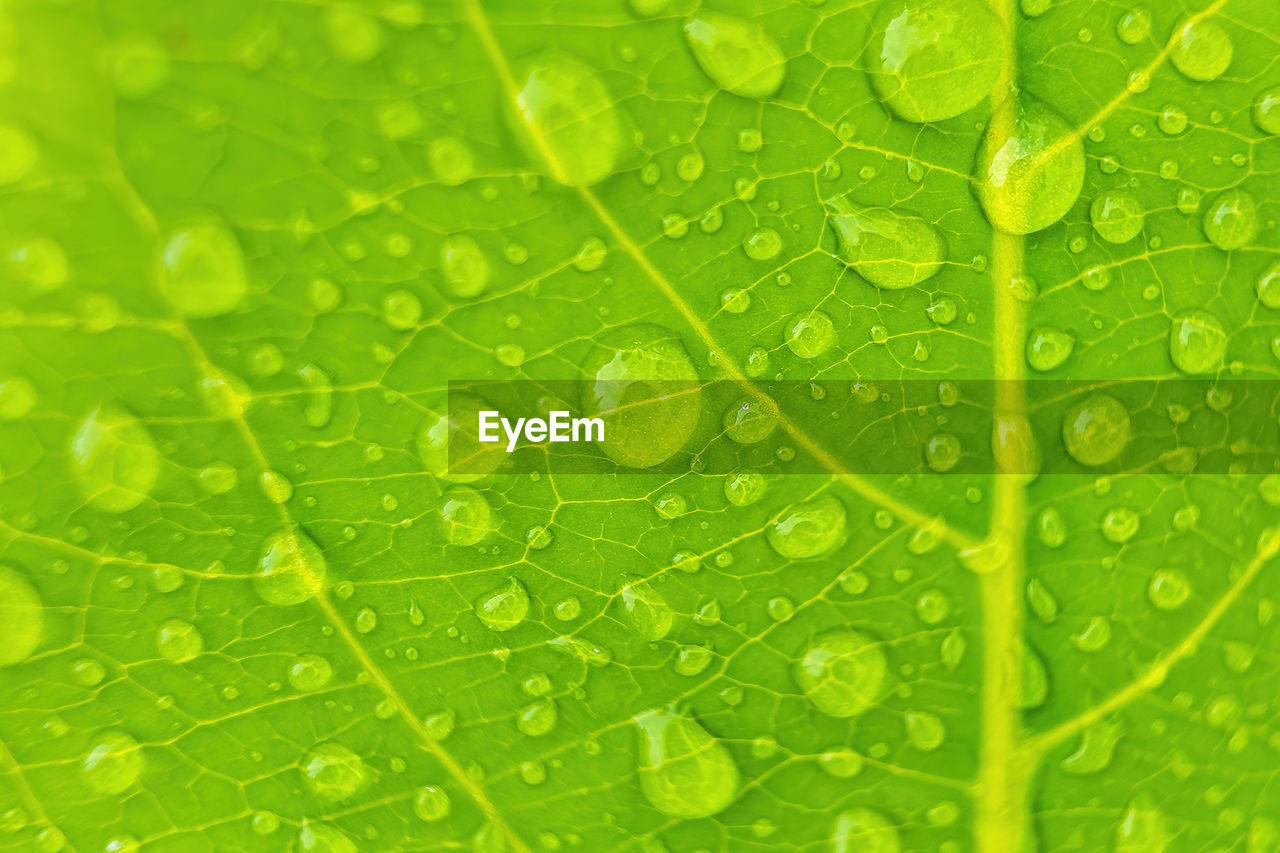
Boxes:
[866,0,1005,123]
[255,528,328,606]
[905,710,945,750]
[1090,190,1145,243]
[159,222,248,318]
[1061,718,1124,774]
[1168,310,1226,375]
[683,11,786,99]
[793,629,886,717]
[621,575,674,641]
[1027,327,1074,371]
[634,707,740,818]
[767,494,847,558]
[70,404,160,513]
[826,198,946,290]
[1062,394,1129,466]
[84,731,143,794]
[156,618,203,663]
[508,54,623,187]
[474,578,530,632]
[414,785,450,822]
[784,311,836,359]
[1115,793,1171,852]
[974,98,1085,235]
[832,807,901,853]
[1170,18,1232,82]
[1148,569,1191,610]
[440,487,491,546]
[1202,188,1258,250]
[288,654,333,691]
[300,743,369,801]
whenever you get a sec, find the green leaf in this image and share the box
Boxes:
[0,0,1277,851]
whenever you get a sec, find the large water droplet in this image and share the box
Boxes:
[1254,87,1280,134]
[1170,18,1232,82]
[300,743,369,801]
[516,699,558,737]
[440,487,491,545]
[1202,188,1258,250]
[620,575,674,641]
[159,221,248,318]
[255,528,328,606]
[866,0,1005,123]
[683,11,786,99]
[767,494,847,558]
[974,98,1085,235]
[580,325,700,468]
[84,731,143,794]
[1168,310,1226,374]
[634,707,740,818]
[1062,394,1129,466]
[156,618,203,663]
[70,404,160,513]
[1027,327,1074,371]
[1061,718,1124,774]
[508,54,623,187]
[832,808,901,853]
[905,710,946,750]
[784,311,836,358]
[1147,569,1190,610]
[1115,793,1170,851]
[0,566,41,667]
[474,578,530,632]
[826,198,945,289]
[793,629,886,717]
[413,786,450,822]
[288,654,333,691]
[1090,190,1145,243]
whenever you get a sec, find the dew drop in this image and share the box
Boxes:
[905,710,945,750]
[159,221,248,318]
[784,311,836,359]
[516,699,557,737]
[683,11,786,99]
[1026,327,1074,371]
[440,487,491,545]
[1148,569,1190,610]
[1116,8,1151,44]
[620,575,673,641]
[767,494,847,558]
[1090,190,1144,243]
[300,742,369,801]
[473,578,529,632]
[793,629,886,717]
[156,618,203,663]
[826,198,945,289]
[288,654,333,691]
[866,0,1005,123]
[1170,18,1232,82]
[634,707,740,818]
[413,785,450,822]
[70,404,160,513]
[1062,394,1129,466]
[83,731,143,794]
[508,54,623,186]
[724,469,766,506]
[440,234,489,298]
[254,528,328,606]
[974,97,1085,235]
[324,7,382,63]
[1202,188,1258,250]
[1115,793,1170,851]
[1061,718,1124,774]
[1254,88,1280,135]
[1169,310,1226,374]
[832,808,901,853]
[741,227,781,260]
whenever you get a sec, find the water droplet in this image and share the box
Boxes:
[1115,793,1170,851]
[1062,718,1124,774]
[924,433,961,472]
[255,528,328,606]
[156,618,202,663]
[300,743,369,801]
[832,808,901,853]
[440,487,491,545]
[0,566,41,666]
[250,811,280,836]
[866,0,1005,123]
[1254,88,1280,134]
[440,234,489,298]
[741,227,781,260]
[70,404,160,512]
[784,311,836,358]
[548,635,611,667]
[84,731,143,794]
[1062,394,1129,466]
[298,820,357,853]
[826,198,945,289]
[1257,262,1280,308]
[159,221,248,318]
[1090,190,1144,243]
[1157,105,1187,135]
[1203,188,1258,250]
[1072,615,1112,651]
[289,654,333,691]
[517,699,557,737]
[413,785,450,821]
[683,11,785,99]
[724,469,766,506]
[1170,18,1232,82]
[915,589,950,623]
[905,710,945,750]
[580,324,700,468]
[634,707,740,818]
[674,645,713,676]
[1148,569,1190,610]
[974,98,1085,234]
[1116,8,1151,44]
[1169,310,1226,374]
[1027,577,1059,623]
[109,34,170,98]
[474,578,529,632]
[723,396,778,444]
[324,7,382,63]
[508,54,623,186]
[1026,327,1074,371]
[793,629,886,717]
[767,494,847,558]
